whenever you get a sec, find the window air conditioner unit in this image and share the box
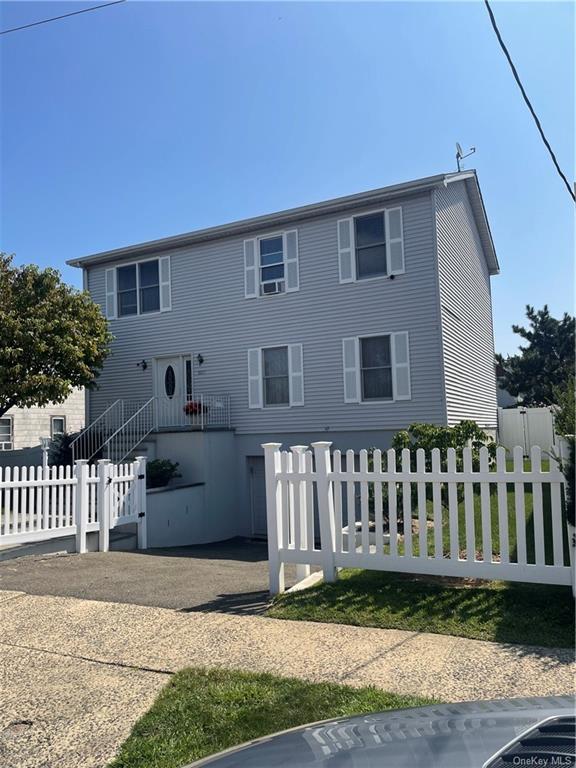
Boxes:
[261,281,285,295]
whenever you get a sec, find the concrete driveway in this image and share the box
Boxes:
[0,538,289,613]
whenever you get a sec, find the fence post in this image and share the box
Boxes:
[97,459,111,552]
[262,443,284,595]
[291,445,311,582]
[312,441,337,584]
[136,456,148,550]
[75,460,89,554]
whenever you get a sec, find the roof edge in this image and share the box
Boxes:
[67,171,498,271]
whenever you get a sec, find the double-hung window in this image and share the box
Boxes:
[117,260,160,317]
[259,236,285,295]
[244,231,299,298]
[342,332,411,403]
[106,256,171,319]
[355,213,387,279]
[338,207,404,283]
[247,345,304,408]
[50,416,66,439]
[360,336,393,400]
[0,417,13,450]
[262,347,289,406]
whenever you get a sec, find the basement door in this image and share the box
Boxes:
[248,457,267,538]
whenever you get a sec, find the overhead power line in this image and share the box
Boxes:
[0,0,126,36]
[484,0,575,203]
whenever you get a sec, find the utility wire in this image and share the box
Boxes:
[484,0,575,203]
[0,0,126,36]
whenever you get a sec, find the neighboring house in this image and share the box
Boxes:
[0,390,85,465]
[68,170,499,539]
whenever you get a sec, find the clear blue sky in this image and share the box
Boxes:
[1,1,573,355]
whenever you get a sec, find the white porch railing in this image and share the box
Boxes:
[263,442,573,595]
[0,458,147,552]
[72,394,232,464]
[154,394,231,430]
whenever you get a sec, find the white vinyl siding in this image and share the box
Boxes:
[87,191,447,434]
[342,333,412,403]
[247,345,304,408]
[435,183,497,428]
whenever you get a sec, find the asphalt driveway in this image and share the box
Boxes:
[0,538,298,614]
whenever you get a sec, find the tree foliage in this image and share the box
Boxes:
[0,254,112,418]
[496,305,575,406]
[391,420,497,470]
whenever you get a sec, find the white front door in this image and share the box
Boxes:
[155,356,190,427]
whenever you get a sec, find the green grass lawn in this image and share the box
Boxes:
[109,668,432,768]
[267,569,574,647]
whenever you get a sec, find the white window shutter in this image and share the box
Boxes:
[247,348,263,409]
[338,218,355,283]
[284,230,299,293]
[244,239,258,298]
[385,207,405,275]
[392,332,411,400]
[105,268,117,320]
[288,344,304,406]
[159,256,172,312]
[342,337,360,403]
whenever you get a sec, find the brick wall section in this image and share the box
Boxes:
[3,389,85,450]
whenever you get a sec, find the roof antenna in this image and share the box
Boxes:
[456,142,476,171]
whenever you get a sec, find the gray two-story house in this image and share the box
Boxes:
[69,170,499,540]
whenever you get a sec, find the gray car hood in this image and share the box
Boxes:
[186,695,575,768]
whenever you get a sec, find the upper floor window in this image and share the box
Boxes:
[355,213,387,279]
[0,417,13,450]
[259,236,285,295]
[338,207,405,283]
[244,231,299,298]
[105,256,171,320]
[117,260,160,317]
[51,416,66,439]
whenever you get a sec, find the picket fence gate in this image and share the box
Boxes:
[262,442,573,595]
[0,457,147,552]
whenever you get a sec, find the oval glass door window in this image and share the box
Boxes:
[164,365,176,399]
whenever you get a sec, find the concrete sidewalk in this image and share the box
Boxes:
[1,589,574,768]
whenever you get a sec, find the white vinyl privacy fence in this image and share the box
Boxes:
[263,442,573,595]
[0,458,147,552]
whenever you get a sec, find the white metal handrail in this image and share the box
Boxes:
[102,397,155,463]
[70,399,122,463]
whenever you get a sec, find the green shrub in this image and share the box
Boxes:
[146,459,181,489]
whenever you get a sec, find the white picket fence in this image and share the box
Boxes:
[0,458,147,552]
[263,442,573,595]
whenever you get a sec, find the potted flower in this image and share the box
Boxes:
[183,400,209,418]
